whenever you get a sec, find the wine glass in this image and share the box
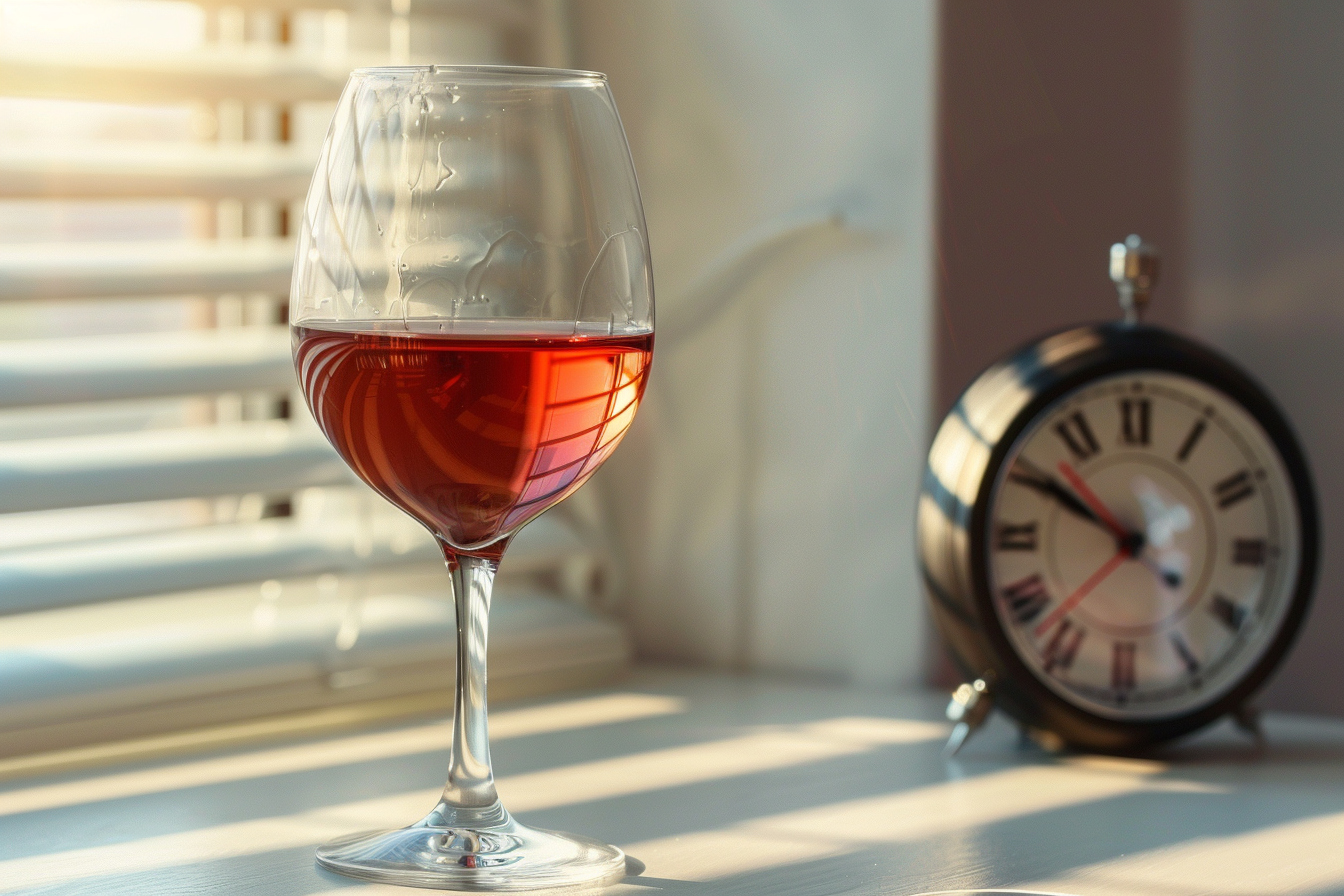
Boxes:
[290,65,653,890]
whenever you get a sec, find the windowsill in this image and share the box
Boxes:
[2,667,1344,894]
[0,580,627,768]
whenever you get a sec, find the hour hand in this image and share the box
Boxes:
[1140,552,1185,589]
[1006,458,1105,528]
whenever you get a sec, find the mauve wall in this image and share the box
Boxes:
[932,0,1191,682]
[936,0,1344,716]
[935,0,1190,417]
[1186,0,1344,717]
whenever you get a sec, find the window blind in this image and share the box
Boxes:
[0,0,624,763]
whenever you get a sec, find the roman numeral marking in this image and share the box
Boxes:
[1041,619,1086,674]
[1210,593,1248,631]
[1233,538,1268,566]
[1176,418,1207,462]
[1119,398,1151,446]
[1111,641,1137,693]
[1214,470,1255,509]
[995,521,1038,551]
[1001,574,1050,625]
[1055,411,1101,462]
[1171,633,1201,675]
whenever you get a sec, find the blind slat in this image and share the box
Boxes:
[190,0,534,24]
[0,141,498,201]
[0,144,316,201]
[0,509,586,616]
[0,239,294,300]
[0,518,437,615]
[0,328,292,408]
[0,47,353,104]
[0,422,346,513]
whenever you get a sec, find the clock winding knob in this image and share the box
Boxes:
[1110,234,1160,324]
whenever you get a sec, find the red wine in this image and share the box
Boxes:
[295,324,653,553]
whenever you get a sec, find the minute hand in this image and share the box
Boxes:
[1055,460,1131,542]
[1006,459,1108,530]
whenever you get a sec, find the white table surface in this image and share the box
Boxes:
[2,667,1344,895]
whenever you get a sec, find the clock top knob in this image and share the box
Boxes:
[1110,234,1161,324]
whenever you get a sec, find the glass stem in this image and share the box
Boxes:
[442,552,502,814]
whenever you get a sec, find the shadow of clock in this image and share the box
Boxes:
[1153,714,1344,766]
[907,892,1080,896]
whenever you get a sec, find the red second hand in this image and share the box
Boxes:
[1033,548,1129,638]
[1057,460,1129,540]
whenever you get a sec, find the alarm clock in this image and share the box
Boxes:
[919,236,1319,753]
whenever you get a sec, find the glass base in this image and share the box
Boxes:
[315,804,627,891]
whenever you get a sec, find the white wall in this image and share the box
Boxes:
[571,1,937,686]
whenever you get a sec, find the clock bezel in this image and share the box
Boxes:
[985,370,1299,720]
[923,322,1318,751]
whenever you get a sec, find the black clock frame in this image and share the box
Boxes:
[919,322,1319,752]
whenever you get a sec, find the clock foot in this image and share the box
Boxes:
[944,678,993,757]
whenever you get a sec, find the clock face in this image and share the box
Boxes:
[987,370,1302,720]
